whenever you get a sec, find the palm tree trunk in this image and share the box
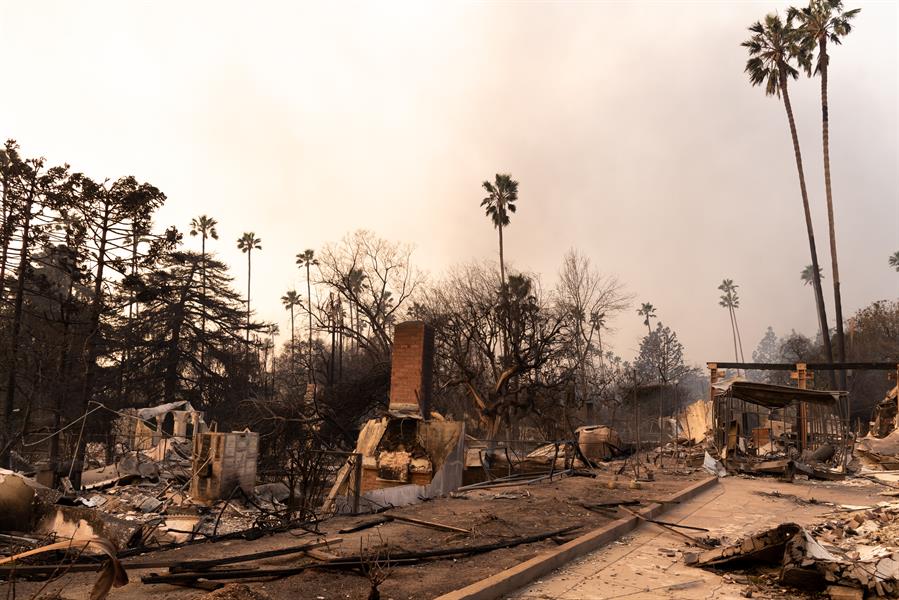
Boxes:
[290,305,295,367]
[497,221,514,439]
[727,306,739,362]
[779,66,835,386]
[733,308,745,363]
[201,234,206,346]
[811,283,825,343]
[306,263,314,386]
[200,234,206,395]
[498,222,509,363]
[498,223,506,289]
[246,250,251,346]
[819,38,847,390]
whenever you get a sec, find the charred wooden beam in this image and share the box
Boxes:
[708,362,897,371]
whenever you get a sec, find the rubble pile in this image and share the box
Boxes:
[689,503,899,597]
[0,433,290,562]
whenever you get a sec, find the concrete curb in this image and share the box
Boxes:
[434,475,719,600]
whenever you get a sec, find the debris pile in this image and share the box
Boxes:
[857,386,899,472]
[708,380,852,482]
[688,502,899,597]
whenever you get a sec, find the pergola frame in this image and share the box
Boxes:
[707,361,898,455]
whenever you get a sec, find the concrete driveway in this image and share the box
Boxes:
[508,475,885,599]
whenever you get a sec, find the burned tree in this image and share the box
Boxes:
[414,262,567,439]
[125,251,264,412]
[555,249,630,422]
[316,230,422,365]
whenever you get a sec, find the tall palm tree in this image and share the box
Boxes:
[718,279,746,363]
[890,251,899,272]
[296,249,318,383]
[743,13,835,377]
[637,302,656,337]
[237,232,262,345]
[281,290,301,367]
[481,173,519,303]
[801,264,829,346]
[790,0,860,389]
[190,215,218,374]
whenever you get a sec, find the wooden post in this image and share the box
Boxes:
[633,369,640,458]
[708,363,723,449]
[707,363,720,403]
[352,452,362,515]
[791,363,808,452]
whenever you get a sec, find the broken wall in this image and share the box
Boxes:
[329,418,465,512]
[678,398,713,445]
[354,420,465,510]
[190,431,258,504]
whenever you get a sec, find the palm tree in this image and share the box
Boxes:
[281,290,302,367]
[890,251,899,272]
[637,302,656,337]
[801,264,829,346]
[790,0,860,388]
[296,249,318,383]
[743,13,835,376]
[481,173,519,302]
[718,279,746,362]
[237,232,262,345]
[190,215,218,373]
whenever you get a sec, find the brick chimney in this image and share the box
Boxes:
[388,321,434,418]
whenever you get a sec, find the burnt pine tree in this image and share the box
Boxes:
[125,251,263,410]
[71,176,165,480]
[1,151,69,463]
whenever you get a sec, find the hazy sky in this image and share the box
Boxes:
[1,0,897,367]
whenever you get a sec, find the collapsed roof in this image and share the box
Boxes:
[712,380,844,409]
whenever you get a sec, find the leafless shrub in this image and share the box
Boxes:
[358,531,392,600]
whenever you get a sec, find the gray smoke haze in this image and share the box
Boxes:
[1,0,896,367]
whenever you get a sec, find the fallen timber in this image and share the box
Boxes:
[618,506,714,549]
[0,538,340,578]
[338,514,471,534]
[142,525,583,585]
[456,469,574,491]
